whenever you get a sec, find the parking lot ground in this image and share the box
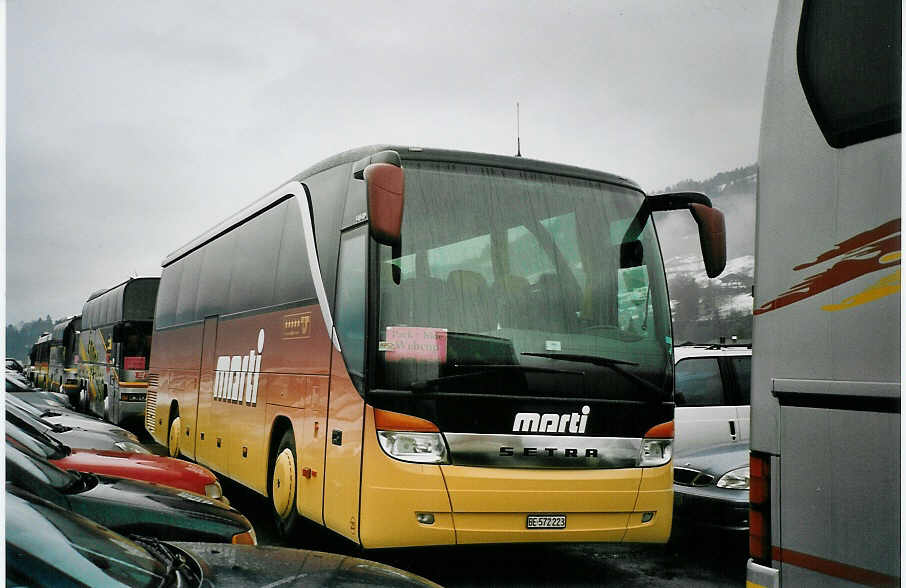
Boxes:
[139,439,746,586]
[219,473,747,587]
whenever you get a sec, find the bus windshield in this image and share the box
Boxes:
[374,161,672,400]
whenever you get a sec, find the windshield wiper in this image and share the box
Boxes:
[411,363,582,391]
[132,535,195,588]
[40,410,62,418]
[521,352,663,399]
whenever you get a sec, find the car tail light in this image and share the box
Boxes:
[231,528,257,545]
[749,451,771,563]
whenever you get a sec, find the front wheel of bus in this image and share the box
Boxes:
[168,416,181,457]
[270,430,299,537]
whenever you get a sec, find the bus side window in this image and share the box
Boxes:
[275,197,317,305]
[334,227,368,390]
[156,262,184,329]
[195,232,236,320]
[798,0,901,148]
[227,204,285,313]
[175,251,202,325]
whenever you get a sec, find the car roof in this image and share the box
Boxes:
[673,345,752,362]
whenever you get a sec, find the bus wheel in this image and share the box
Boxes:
[270,430,299,536]
[168,416,182,457]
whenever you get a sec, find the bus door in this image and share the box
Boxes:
[323,225,368,542]
[194,316,219,466]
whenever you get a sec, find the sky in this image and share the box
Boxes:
[6,0,778,327]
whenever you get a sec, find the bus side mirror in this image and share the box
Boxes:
[689,203,726,278]
[644,191,727,279]
[365,163,405,247]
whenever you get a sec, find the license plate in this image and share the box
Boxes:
[526,514,566,529]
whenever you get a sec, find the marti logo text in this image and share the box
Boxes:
[214,329,264,407]
[513,406,590,434]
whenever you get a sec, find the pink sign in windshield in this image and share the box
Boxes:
[385,327,448,363]
[123,356,146,370]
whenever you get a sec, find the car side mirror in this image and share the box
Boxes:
[365,163,405,247]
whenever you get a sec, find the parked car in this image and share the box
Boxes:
[7,393,147,452]
[673,344,751,454]
[672,442,749,532]
[7,418,226,503]
[6,357,26,374]
[8,485,441,587]
[6,372,72,410]
[6,440,256,544]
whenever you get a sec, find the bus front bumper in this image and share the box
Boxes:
[359,444,672,547]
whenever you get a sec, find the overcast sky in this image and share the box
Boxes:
[6,0,777,326]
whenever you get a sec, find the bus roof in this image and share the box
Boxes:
[81,277,160,329]
[50,316,81,342]
[161,145,644,268]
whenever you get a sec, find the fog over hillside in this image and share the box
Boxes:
[655,164,756,344]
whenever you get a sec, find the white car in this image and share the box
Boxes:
[673,344,751,455]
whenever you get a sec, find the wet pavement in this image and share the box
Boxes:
[138,435,745,587]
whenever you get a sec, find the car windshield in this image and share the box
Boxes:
[7,420,68,460]
[7,440,80,491]
[373,161,671,400]
[7,488,166,587]
[6,374,30,392]
[7,396,58,431]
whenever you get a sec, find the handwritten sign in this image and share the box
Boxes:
[123,356,146,370]
[385,327,448,362]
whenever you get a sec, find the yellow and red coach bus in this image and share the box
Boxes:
[78,277,159,425]
[48,315,81,401]
[147,146,726,548]
[28,332,51,389]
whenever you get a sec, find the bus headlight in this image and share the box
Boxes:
[716,466,749,489]
[377,431,449,464]
[639,439,672,467]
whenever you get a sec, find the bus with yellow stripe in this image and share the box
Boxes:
[746,1,900,586]
[146,146,726,547]
[77,277,159,425]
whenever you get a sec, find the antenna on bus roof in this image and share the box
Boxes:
[515,101,522,157]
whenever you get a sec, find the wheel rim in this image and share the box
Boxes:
[272,448,296,520]
[168,417,181,457]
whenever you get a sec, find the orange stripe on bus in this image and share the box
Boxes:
[772,546,899,587]
[118,381,149,388]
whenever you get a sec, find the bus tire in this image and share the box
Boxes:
[168,414,181,458]
[269,429,299,537]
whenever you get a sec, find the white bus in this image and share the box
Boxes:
[747,1,900,586]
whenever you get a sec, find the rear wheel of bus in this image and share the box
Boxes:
[168,406,181,457]
[269,429,299,537]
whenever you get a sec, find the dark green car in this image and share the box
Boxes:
[7,486,441,587]
[6,440,256,544]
